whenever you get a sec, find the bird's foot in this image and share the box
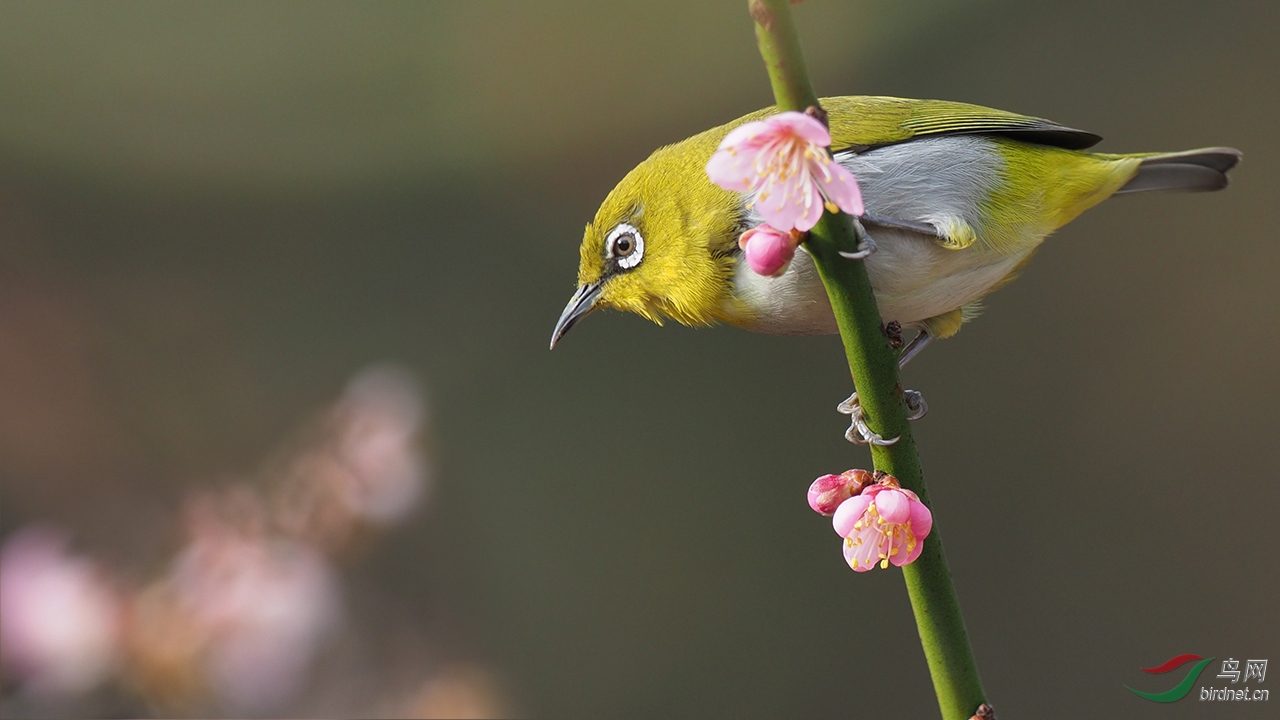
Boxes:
[904,389,928,421]
[837,392,897,446]
[838,218,877,260]
[837,389,928,446]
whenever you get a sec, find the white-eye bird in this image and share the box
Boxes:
[551,96,1239,437]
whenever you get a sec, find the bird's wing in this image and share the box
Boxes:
[821,96,1102,153]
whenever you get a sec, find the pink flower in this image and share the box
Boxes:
[170,509,342,713]
[706,110,864,232]
[332,365,428,524]
[0,526,121,696]
[831,476,932,571]
[738,225,799,277]
[807,469,875,515]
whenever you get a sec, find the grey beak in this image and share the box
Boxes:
[549,282,603,349]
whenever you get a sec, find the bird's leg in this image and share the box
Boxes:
[896,330,933,368]
[838,330,931,445]
[837,217,877,260]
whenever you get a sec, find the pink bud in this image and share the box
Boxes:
[807,468,874,515]
[739,225,797,277]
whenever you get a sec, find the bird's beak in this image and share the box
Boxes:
[549,282,603,349]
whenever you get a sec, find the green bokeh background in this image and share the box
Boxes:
[2,1,1277,717]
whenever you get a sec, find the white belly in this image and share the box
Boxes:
[731,231,1034,335]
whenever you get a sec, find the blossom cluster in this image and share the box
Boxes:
[0,366,493,717]
[807,470,933,572]
[706,111,863,277]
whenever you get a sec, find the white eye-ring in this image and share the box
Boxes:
[605,223,644,269]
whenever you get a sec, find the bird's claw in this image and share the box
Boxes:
[837,392,900,446]
[837,389,927,446]
[838,218,877,260]
[904,389,928,421]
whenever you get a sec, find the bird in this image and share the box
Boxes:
[550,96,1239,439]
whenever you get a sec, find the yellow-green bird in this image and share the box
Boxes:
[551,95,1239,374]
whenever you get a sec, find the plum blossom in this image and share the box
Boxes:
[825,473,932,571]
[169,503,342,714]
[706,110,864,232]
[332,364,428,523]
[0,526,121,696]
[274,365,429,550]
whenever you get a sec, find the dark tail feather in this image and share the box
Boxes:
[1115,147,1242,194]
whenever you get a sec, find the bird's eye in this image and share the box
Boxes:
[606,223,644,270]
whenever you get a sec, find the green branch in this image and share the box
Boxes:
[747,2,987,718]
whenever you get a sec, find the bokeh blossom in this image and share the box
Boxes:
[1,526,122,697]
[738,225,801,277]
[125,488,343,714]
[820,472,933,571]
[0,364,506,717]
[183,488,342,712]
[273,364,429,551]
[706,110,864,232]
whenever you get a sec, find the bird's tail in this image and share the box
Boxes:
[1113,147,1242,194]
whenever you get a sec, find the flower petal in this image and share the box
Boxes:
[832,494,871,537]
[717,120,772,151]
[891,531,925,567]
[705,149,755,192]
[756,181,807,232]
[843,534,877,572]
[817,162,865,217]
[874,488,911,525]
[790,178,826,232]
[908,498,933,540]
[768,111,831,147]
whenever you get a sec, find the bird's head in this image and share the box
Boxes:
[550,133,747,348]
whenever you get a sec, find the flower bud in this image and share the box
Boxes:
[739,225,798,277]
[806,468,874,515]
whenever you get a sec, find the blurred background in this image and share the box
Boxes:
[1,1,1277,717]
